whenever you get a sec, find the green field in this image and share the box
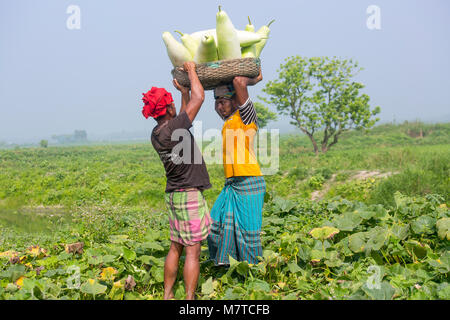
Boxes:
[0,121,449,300]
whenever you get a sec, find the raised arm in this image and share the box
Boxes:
[183,61,205,122]
[173,79,190,114]
[232,69,263,106]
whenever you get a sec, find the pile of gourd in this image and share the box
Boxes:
[162,6,274,67]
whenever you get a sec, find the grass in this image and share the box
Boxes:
[0,121,448,209]
[0,121,449,300]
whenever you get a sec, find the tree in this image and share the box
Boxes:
[74,130,87,141]
[254,102,277,128]
[51,134,72,144]
[40,140,48,148]
[261,56,380,154]
[51,130,88,144]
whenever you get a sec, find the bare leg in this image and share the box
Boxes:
[164,241,184,300]
[184,243,201,300]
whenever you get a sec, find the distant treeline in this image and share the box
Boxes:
[51,130,88,144]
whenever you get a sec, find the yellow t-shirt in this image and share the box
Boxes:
[222,100,262,178]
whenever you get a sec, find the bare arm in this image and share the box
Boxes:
[183,62,205,122]
[232,69,263,106]
[173,79,190,114]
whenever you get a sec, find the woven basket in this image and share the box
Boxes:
[171,57,261,91]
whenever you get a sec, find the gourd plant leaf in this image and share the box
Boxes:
[348,232,366,253]
[287,262,302,274]
[394,191,409,210]
[201,277,214,295]
[249,290,272,300]
[0,265,26,282]
[310,249,325,262]
[324,251,343,267]
[436,217,450,240]
[355,208,376,220]
[144,229,161,242]
[309,226,340,241]
[122,247,136,261]
[236,261,250,276]
[390,223,410,241]
[365,227,388,251]
[437,284,450,300]
[427,251,450,274]
[332,212,363,231]
[273,197,297,214]
[362,281,396,300]
[102,255,116,264]
[411,216,436,235]
[248,279,270,292]
[151,267,164,283]
[141,242,165,252]
[372,204,388,219]
[297,244,311,262]
[404,240,429,259]
[80,279,107,296]
[87,255,103,265]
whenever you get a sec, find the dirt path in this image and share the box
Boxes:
[311,170,397,201]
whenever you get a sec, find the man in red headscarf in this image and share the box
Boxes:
[142,62,211,300]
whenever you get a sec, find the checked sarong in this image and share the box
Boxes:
[164,189,212,246]
[207,176,266,265]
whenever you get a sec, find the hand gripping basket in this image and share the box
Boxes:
[171,57,261,91]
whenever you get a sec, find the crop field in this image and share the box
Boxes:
[0,121,449,300]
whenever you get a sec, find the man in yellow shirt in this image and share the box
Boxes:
[207,71,266,265]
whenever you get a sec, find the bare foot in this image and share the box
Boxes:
[185,293,196,300]
[164,291,175,300]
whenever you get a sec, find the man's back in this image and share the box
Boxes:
[151,110,211,193]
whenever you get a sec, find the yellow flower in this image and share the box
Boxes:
[26,245,47,258]
[99,267,118,281]
[277,282,286,289]
[15,276,25,288]
[0,250,19,259]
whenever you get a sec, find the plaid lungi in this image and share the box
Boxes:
[207,176,266,265]
[164,189,212,246]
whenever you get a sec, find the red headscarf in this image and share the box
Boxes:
[142,87,174,119]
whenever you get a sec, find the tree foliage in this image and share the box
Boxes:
[52,130,88,145]
[261,56,381,154]
[254,102,277,128]
[39,140,48,148]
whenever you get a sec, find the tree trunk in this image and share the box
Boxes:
[308,134,319,155]
[297,123,319,155]
[326,129,343,152]
[321,126,329,153]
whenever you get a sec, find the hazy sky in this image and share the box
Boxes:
[1,0,449,143]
